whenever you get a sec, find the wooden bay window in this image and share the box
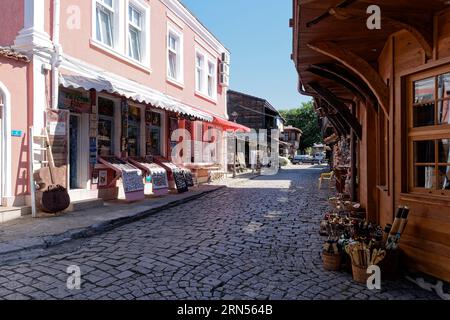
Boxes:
[408,68,450,196]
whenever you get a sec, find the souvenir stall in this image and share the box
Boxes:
[332,138,352,194]
[321,198,409,282]
[127,156,169,196]
[97,156,145,202]
[154,156,193,194]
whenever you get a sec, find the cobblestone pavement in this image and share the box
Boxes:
[0,166,438,300]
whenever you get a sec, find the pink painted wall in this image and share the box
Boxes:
[55,0,227,118]
[0,57,30,201]
[0,0,24,46]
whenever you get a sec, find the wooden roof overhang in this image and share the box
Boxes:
[293,0,449,131]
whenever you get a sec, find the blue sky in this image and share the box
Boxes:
[181,0,311,110]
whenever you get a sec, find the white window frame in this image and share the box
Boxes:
[167,23,184,85]
[196,52,205,93]
[126,0,151,66]
[93,0,121,49]
[195,47,217,101]
[207,60,217,98]
[91,0,151,71]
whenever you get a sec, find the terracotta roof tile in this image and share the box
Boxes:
[0,47,30,63]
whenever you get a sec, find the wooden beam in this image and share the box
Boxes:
[307,41,390,116]
[309,82,362,139]
[318,100,350,137]
[310,63,378,110]
[306,66,369,106]
[330,7,433,59]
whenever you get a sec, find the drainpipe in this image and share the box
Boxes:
[51,0,61,109]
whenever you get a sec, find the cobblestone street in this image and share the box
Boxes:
[0,166,438,300]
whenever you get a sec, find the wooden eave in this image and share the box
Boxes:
[293,0,449,115]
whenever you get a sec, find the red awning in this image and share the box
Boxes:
[213,117,251,133]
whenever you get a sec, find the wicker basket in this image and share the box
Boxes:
[323,252,341,271]
[352,264,369,284]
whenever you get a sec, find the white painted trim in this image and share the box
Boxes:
[14,0,52,52]
[59,53,227,119]
[167,12,184,30]
[195,36,219,58]
[0,81,12,202]
[91,0,124,54]
[167,22,184,85]
[195,47,218,102]
[160,0,230,56]
[125,0,151,68]
[90,38,152,73]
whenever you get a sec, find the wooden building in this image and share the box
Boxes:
[292,0,450,282]
[227,90,283,131]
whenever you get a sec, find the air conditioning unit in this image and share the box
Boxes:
[219,73,229,87]
[219,62,230,75]
[221,52,231,65]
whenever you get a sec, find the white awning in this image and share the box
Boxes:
[59,73,213,122]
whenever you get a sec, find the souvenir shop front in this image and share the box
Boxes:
[50,74,215,203]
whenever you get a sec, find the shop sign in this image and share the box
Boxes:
[122,170,145,201]
[11,130,23,137]
[59,90,91,113]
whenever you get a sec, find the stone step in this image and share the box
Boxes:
[0,206,31,224]
[67,199,104,212]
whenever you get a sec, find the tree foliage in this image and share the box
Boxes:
[279,101,322,152]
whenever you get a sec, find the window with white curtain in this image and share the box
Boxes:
[207,61,216,97]
[196,53,204,92]
[195,49,217,100]
[167,27,183,83]
[96,0,115,47]
[128,5,142,61]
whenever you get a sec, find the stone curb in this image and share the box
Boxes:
[0,185,227,262]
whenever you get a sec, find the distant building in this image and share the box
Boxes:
[227,90,289,166]
[281,126,302,157]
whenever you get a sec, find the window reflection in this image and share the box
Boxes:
[438,99,450,125]
[414,166,435,189]
[438,139,450,163]
[413,102,435,127]
[414,77,435,104]
[414,140,435,163]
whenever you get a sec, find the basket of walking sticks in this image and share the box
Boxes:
[345,242,386,283]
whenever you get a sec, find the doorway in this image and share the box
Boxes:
[69,114,82,190]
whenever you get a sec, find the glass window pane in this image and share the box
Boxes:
[414,166,435,189]
[438,99,450,125]
[168,51,177,79]
[414,77,435,104]
[438,73,450,100]
[413,101,435,127]
[414,140,435,163]
[105,0,113,7]
[438,166,450,190]
[169,34,177,51]
[438,139,450,163]
[208,62,214,75]
[208,75,213,96]
[98,97,115,117]
[196,69,203,91]
[98,9,113,46]
[129,27,141,61]
[98,118,114,156]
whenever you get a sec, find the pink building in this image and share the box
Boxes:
[0,0,241,221]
